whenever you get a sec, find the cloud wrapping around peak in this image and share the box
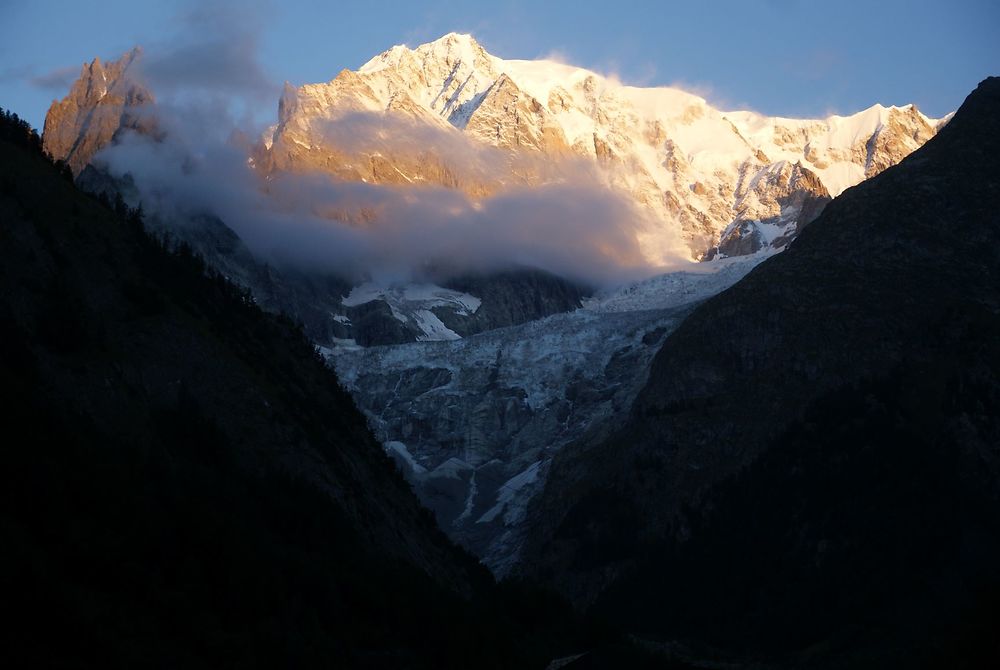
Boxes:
[129,0,279,127]
[88,5,686,287]
[97,109,660,286]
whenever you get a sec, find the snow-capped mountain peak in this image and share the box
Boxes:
[354,33,500,124]
[42,37,946,264]
[261,33,945,263]
[360,32,490,75]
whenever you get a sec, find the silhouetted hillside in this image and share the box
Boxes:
[0,108,592,669]
[523,78,1000,668]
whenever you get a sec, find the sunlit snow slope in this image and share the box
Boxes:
[265,33,945,262]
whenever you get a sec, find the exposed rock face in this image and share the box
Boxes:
[709,160,832,258]
[862,104,938,177]
[317,269,586,347]
[265,73,487,191]
[435,270,587,336]
[262,33,947,260]
[464,74,570,154]
[519,78,1000,665]
[42,48,152,175]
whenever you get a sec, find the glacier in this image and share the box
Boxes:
[330,254,766,572]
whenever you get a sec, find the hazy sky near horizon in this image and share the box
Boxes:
[1,0,997,130]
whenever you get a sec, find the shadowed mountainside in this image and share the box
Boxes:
[521,78,1000,668]
[0,109,598,669]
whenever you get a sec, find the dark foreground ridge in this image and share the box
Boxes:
[0,108,598,669]
[522,78,1000,668]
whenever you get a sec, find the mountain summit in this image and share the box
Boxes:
[41,47,151,175]
[263,33,945,261]
[43,36,946,263]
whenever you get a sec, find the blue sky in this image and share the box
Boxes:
[1,0,997,130]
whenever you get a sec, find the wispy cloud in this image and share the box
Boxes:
[132,0,278,123]
[0,64,34,83]
[30,65,81,91]
[83,0,686,286]
[95,105,659,285]
[0,63,80,91]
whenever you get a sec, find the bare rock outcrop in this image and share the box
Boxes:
[42,48,152,175]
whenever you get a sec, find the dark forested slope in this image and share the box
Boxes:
[0,109,583,669]
[522,79,1000,667]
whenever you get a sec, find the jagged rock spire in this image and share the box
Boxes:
[42,47,152,175]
